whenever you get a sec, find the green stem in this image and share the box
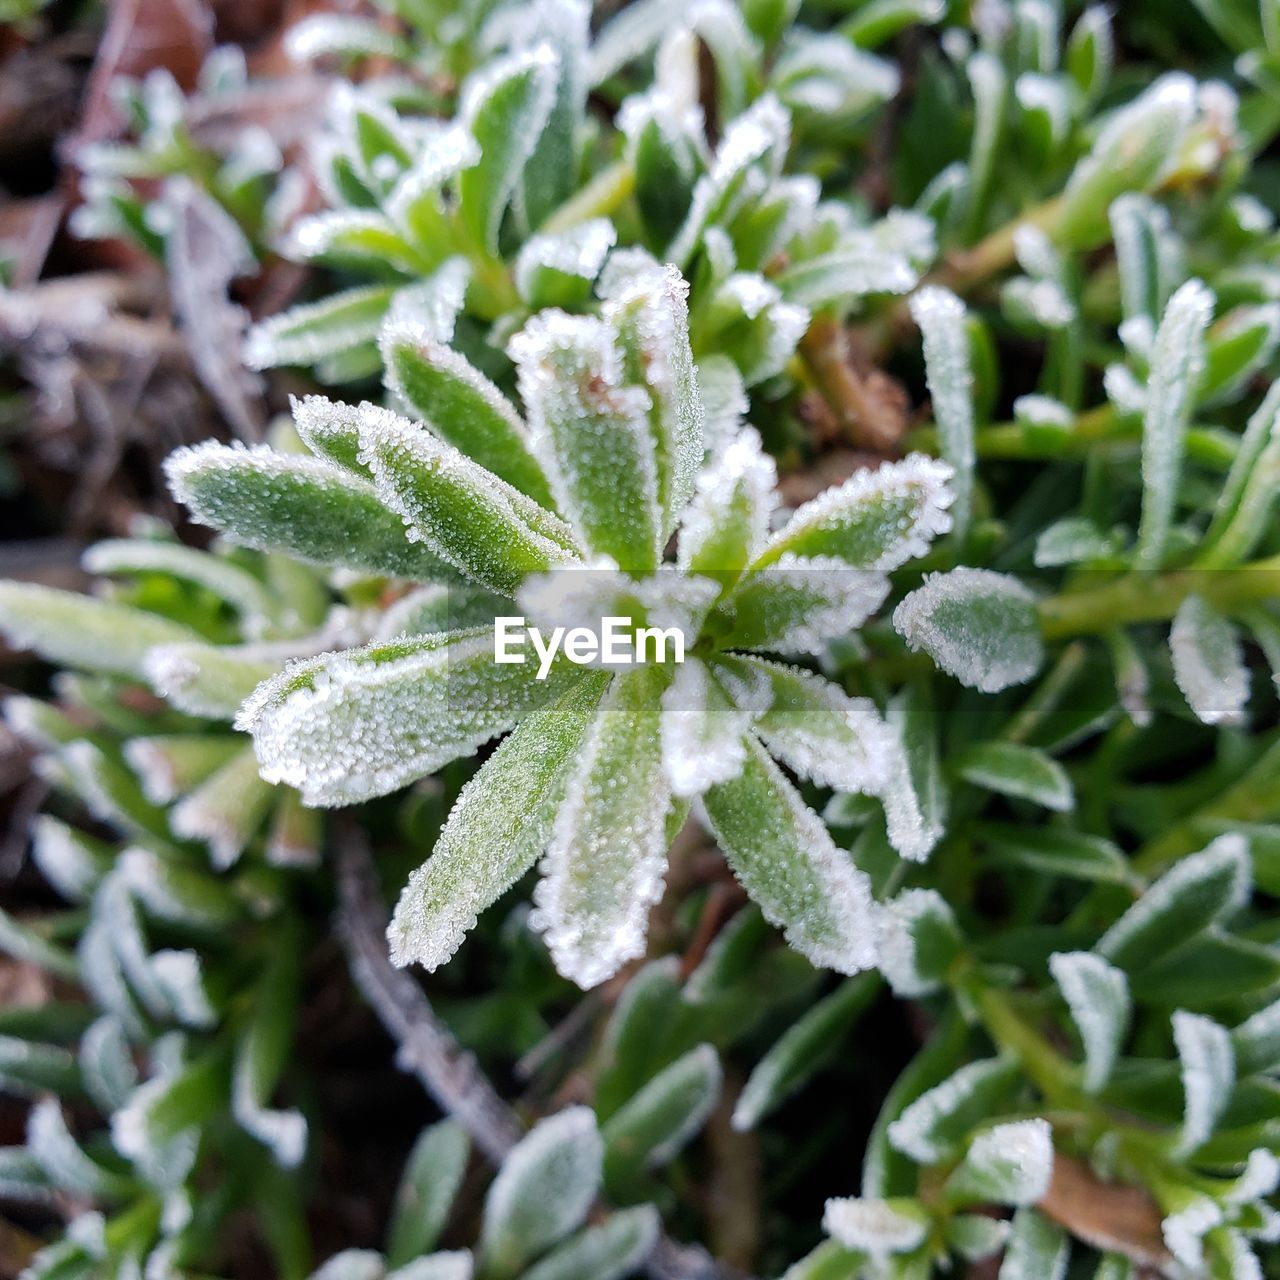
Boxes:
[973,985,1079,1106]
[1037,556,1280,640]
[540,159,636,234]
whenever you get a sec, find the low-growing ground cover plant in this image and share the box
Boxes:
[1,0,1280,1278]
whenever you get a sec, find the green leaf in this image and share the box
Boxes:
[1232,997,1280,1075]
[359,401,581,595]
[510,310,661,572]
[164,442,458,582]
[169,744,275,869]
[380,329,555,509]
[531,667,671,988]
[910,287,974,538]
[886,1057,1019,1163]
[751,454,952,571]
[1055,74,1195,249]
[1135,279,1215,569]
[701,736,878,975]
[244,285,398,370]
[459,47,558,252]
[514,220,616,311]
[978,823,1130,884]
[1065,6,1113,103]
[602,260,704,534]
[0,583,200,680]
[1172,1009,1235,1156]
[596,958,682,1120]
[387,1121,471,1266]
[893,568,1043,693]
[480,1107,602,1280]
[519,1206,659,1280]
[822,1196,929,1256]
[1049,952,1130,1093]
[1200,303,1280,404]
[602,1044,721,1188]
[239,629,583,806]
[876,889,961,998]
[779,1240,863,1280]
[388,671,609,971]
[945,1118,1054,1207]
[145,641,281,721]
[956,742,1073,811]
[1199,380,1280,568]
[1129,933,1280,1007]
[1097,835,1250,971]
[997,1209,1068,1280]
[733,975,879,1130]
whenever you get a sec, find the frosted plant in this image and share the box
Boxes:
[6,2,1280,1278]
[166,259,957,989]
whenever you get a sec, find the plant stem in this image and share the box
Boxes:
[1037,556,1280,640]
[973,984,1077,1106]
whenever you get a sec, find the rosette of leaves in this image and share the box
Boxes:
[0,530,346,1275]
[162,256,955,990]
[244,0,930,398]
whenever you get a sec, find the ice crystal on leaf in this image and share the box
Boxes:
[161,252,962,988]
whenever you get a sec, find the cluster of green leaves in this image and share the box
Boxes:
[4,0,1280,1278]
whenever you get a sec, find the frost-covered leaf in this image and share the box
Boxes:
[887,1058,1018,1163]
[1135,279,1214,568]
[1066,6,1113,102]
[822,1197,928,1256]
[386,1255,472,1280]
[519,1205,659,1280]
[480,1107,602,1279]
[956,742,1073,811]
[27,1099,129,1199]
[998,1209,1068,1280]
[84,540,277,635]
[1109,195,1183,327]
[1200,303,1280,404]
[30,817,111,904]
[734,975,878,1130]
[169,745,274,869]
[123,734,242,806]
[510,310,660,571]
[1049,951,1130,1093]
[244,286,398,371]
[284,14,409,61]
[1170,595,1250,726]
[947,1214,1011,1262]
[893,568,1043,693]
[909,287,974,539]
[0,583,199,680]
[713,557,889,655]
[601,1044,721,1185]
[0,904,79,982]
[165,442,458,582]
[144,641,280,721]
[1233,997,1280,1076]
[1056,74,1196,248]
[309,1251,384,1280]
[600,260,704,531]
[778,219,926,307]
[1173,1010,1235,1156]
[668,95,790,265]
[459,47,558,251]
[389,672,608,971]
[753,455,952,571]
[659,659,751,797]
[876,889,960,998]
[1034,517,1125,568]
[387,1121,470,1268]
[1097,834,1250,970]
[980,823,1129,884]
[678,428,776,580]
[531,667,670,988]
[358,402,581,595]
[79,1017,136,1115]
[726,656,889,797]
[701,736,878,975]
[240,630,582,806]
[515,220,616,310]
[117,847,239,929]
[946,1119,1054,1207]
[1200,380,1280,569]
[0,1035,79,1097]
[379,331,554,508]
